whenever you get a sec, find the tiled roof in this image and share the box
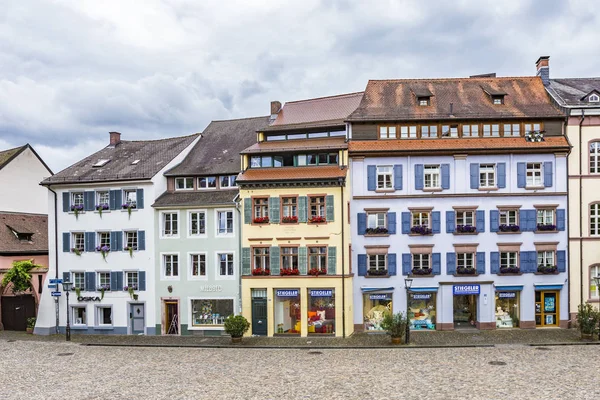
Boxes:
[546,78,600,108]
[0,212,48,254]
[165,116,269,176]
[265,92,364,131]
[0,145,25,170]
[237,165,347,183]
[241,137,347,154]
[153,189,238,208]
[43,134,198,185]
[347,77,564,121]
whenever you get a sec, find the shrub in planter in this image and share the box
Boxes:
[381,311,407,344]
[367,268,388,276]
[536,224,556,231]
[280,268,299,276]
[309,216,326,223]
[26,317,36,333]
[576,303,600,339]
[224,315,250,342]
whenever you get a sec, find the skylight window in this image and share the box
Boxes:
[92,159,110,167]
[131,159,140,165]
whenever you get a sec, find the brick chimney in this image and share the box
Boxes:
[270,101,281,123]
[535,56,550,86]
[109,131,121,146]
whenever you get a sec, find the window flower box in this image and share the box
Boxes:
[97,285,110,300]
[70,247,84,256]
[122,203,136,217]
[499,224,520,232]
[365,227,389,235]
[124,285,138,300]
[308,268,327,276]
[280,268,300,276]
[95,204,109,216]
[456,267,476,275]
[309,216,326,224]
[253,216,270,224]
[252,268,270,276]
[281,216,298,224]
[537,264,558,274]
[367,268,388,276]
[499,266,520,274]
[411,267,433,275]
[536,224,556,231]
[410,225,432,235]
[96,245,110,260]
[70,204,84,218]
[456,225,476,233]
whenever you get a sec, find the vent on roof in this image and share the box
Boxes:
[93,159,110,167]
[470,73,496,78]
[131,159,140,165]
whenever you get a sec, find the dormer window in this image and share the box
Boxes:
[492,95,504,105]
[590,94,600,103]
[413,88,433,107]
[418,97,430,106]
[175,177,194,190]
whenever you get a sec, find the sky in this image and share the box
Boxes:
[1,0,599,172]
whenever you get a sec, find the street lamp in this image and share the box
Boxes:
[594,276,600,341]
[405,277,413,344]
[62,280,73,341]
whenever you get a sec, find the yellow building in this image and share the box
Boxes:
[236,93,362,337]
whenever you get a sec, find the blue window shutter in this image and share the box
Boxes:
[497,163,506,188]
[110,231,119,252]
[367,165,376,191]
[117,232,123,251]
[519,209,529,232]
[388,212,397,234]
[270,246,280,275]
[446,211,456,233]
[110,271,118,290]
[63,272,70,283]
[432,253,441,275]
[358,255,367,276]
[62,192,70,212]
[520,251,530,273]
[243,198,251,224]
[491,252,500,274]
[116,272,124,291]
[528,210,537,231]
[357,213,367,235]
[490,210,499,232]
[269,197,280,224]
[62,232,70,252]
[476,210,485,233]
[544,161,553,187]
[109,190,118,210]
[85,232,95,252]
[299,247,307,275]
[476,252,485,275]
[326,195,334,222]
[402,254,411,275]
[394,165,403,190]
[517,162,526,188]
[242,247,251,275]
[84,191,94,211]
[415,164,424,190]
[114,190,122,209]
[446,253,456,275]
[530,251,538,273]
[557,250,566,272]
[441,164,450,189]
[298,196,308,223]
[401,212,410,234]
[557,209,566,231]
[138,231,145,250]
[85,272,95,292]
[470,164,479,189]
[136,188,144,209]
[388,254,397,276]
[138,271,146,291]
[432,211,441,234]
[327,246,337,275]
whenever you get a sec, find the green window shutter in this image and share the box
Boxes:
[299,247,308,275]
[243,198,251,224]
[327,246,337,275]
[298,196,308,223]
[242,247,251,275]
[270,246,280,275]
[269,197,280,224]
[326,195,334,222]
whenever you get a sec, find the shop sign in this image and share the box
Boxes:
[369,294,391,300]
[77,296,101,302]
[498,292,516,299]
[410,293,432,300]
[453,285,480,295]
[310,289,332,297]
[199,285,222,292]
[276,289,299,297]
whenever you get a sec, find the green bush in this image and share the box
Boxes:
[381,311,407,338]
[27,317,36,329]
[576,303,600,335]
[223,315,250,338]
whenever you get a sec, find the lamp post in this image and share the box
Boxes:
[405,277,413,344]
[62,280,73,341]
[594,276,600,341]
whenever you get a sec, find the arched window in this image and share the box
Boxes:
[590,142,600,174]
[590,265,600,299]
[590,203,600,236]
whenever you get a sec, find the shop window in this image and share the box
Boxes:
[535,291,558,326]
[408,292,436,330]
[72,306,87,325]
[253,197,269,223]
[191,299,233,326]
[495,292,519,328]
[368,254,387,276]
[363,293,392,331]
[308,289,335,335]
[274,290,301,334]
[376,166,393,190]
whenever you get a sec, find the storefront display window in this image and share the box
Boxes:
[191,299,233,326]
[363,293,392,331]
[495,292,519,328]
[308,289,335,334]
[274,289,301,334]
[535,291,558,327]
[408,292,436,330]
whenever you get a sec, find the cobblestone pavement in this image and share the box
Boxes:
[0,339,599,399]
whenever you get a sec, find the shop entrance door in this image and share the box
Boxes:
[252,298,267,336]
[535,291,559,327]
[453,295,477,329]
[164,301,179,335]
[130,303,145,335]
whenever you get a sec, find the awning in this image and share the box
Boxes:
[361,287,394,293]
[534,283,564,290]
[410,287,438,293]
[495,285,524,291]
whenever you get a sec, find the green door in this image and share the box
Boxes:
[252,298,267,336]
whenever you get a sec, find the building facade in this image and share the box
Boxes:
[348,76,570,331]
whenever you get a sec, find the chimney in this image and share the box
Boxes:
[270,101,282,123]
[109,131,121,146]
[535,56,550,86]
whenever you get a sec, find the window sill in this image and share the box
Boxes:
[422,188,443,193]
[409,274,435,278]
[453,273,479,277]
[452,232,478,236]
[534,271,560,275]
[478,187,498,191]
[497,231,521,235]
[535,230,558,234]
[365,233,391,237]
[408,233,434,237]
[496,272,523,276]
[94,210,111,214]
[524,186,545,191]
[365,274,390,278]
[280,221,300,225]
[375,189,396,193]
[93,326,114,330]
[71,325,88,330]
[307,222,328,226]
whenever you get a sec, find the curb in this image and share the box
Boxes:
[79,342,495,349]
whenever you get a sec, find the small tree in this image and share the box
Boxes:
[576,303,600,336]
[1,260,38,295]
[223,315,250,339]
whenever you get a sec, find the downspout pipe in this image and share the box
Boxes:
[579,110,585,308]
[47,185,59,334]
[234,192,243,314]
[340,177,346,338]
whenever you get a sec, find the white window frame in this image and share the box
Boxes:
[188,297,236,330]
[590,142,600,174]
[95,190,110,210]
[376,165,393,190]
[456,253,474,269]
[368,254,387,272]
[379,126,396,139]
[96,231,110,249]
[590,94,600,103]
[591,265,600,299]
[123,230,138,251]
[175,177,194,191]
[591,203,600,236]
[215,209,235,237]
[97,271,111,291]
[421,125,438,138]
[125,271,139,290]
[479,164,496,188]
[456,211,475,226]
[198,176,217,190]
[188,210,207,238]
[71,305,87,326]
[122,189,137,209]
[72,271,85,291]
[423,165,440,189]
[412,254,430,271]
[189,252,208,280]
[411,211,430,228]
[526,163,543,187]
[367,212,387,230]
[537,251,555,267]
[161,211,180,239]
[220,175,237,189]
[95,305,113,327]
[71,232,85,252]
[499,209,519,226]
[161,253,180,280]
[536,209,555,226]
[216,251,235,280]
[500,252,519,270]
[71,192,84,208]
[400,125,417,139]
[524,123,542,134]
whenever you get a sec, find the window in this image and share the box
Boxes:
[253,198,269,222]
[421,125,438,138]
[97,231,110,249]
[72,272,85,290]
[281,247,299,271]
[163,254,179,277]
[400,126,417,139]
[590,94,600,103]
[536,209,555,229]
[537,251,555,267]
[590,142,600,174]
[175,177,194,190]
[125,271,139,290]
[307,289,335,334]
[591,203,600,236]
[441,125,458,138]
[418,97,430,106]
[253,247,270,274]
[250,156,261,168]
[456,210,474,226]
[591,265,600,299]
[124,231,138,251]
[492,96,504,105]
[367,212,387,230]
[499,209,519,229]
[412,211,430,228]
[424,165,440,188]
[376,166,393,190]
[72,306,87,325]
[309,196,326,221]
[479,164,496,188]
[412,254,430,272]
[162,212,178,236]
[368,254,387,275]
[281,197,297,222]
[503,124,521,137]
[524,123,541,134]
[526,163,543,186]
[191,299,234,326]
[71,232,84,252]
[189,211,206,236]
[218,253,234,276]
[462,124,479,137]
[123,189,137,208]
[190,254,206,277]
[220,175,237,188]
[456,253,475,271]
[97,272,110,291]
[96,191,109,208]
[482,124,500,137]
[308,247,327,273]
[71,192,84,207]
[500,252,519,273]
[217,211,234,234]
[379,126,397,139]
[198,176,217,189]
[97,306,112,326]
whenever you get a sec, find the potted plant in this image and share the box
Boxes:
[124,285,138,299]
[223,314,250,343]
[367,268,388,276]
[536,223,556,231]
[308,268,326,276]
[381,311,407,344]
[280,268,300,276]
[122,202,136,217]
[96,245,110,261]
[70,204,84,218]
[26,317,36,334]
[499,224,520,232]
[252,268,270,276]
[125,246,134,257]
[98,284,110,300]
[411,267,433,275]
[576,303,600,340]
[74,286,81,298]
[95,203,109,216]
[499,266,520,274]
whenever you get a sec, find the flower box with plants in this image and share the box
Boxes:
[95,203,109,216]
[252,268,270,276]
[536,224,556,232]
[537,264,558,274]
[96,245,110,260]
[124,246,136,257]
[281,216,298,224]
[309,216,326,224]
[124,285,138,300]
[70,247,84,256]
[411,267,433,276]
[70,204,84,217]
[367,268,388,276]
[97,284,110,299]
[280,268,300,276]
[499,224,520,232]
[410,225,432,235]
[72,286,83,297]
[308,268,327,276]
[365,227,389,235]
[456,225,476,233]
[456,267,476,275]
[499,266,520,274]
[253,216,270,224]
[121,202,136,217]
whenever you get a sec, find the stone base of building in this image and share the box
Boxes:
[437,323,454,331]
[354,323,364,332]
[559,319,569,329]
[519,320,536,329]
[477,322,496,330]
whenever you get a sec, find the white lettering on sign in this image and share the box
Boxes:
[199,285,223,292]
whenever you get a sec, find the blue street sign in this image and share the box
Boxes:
[49,279,63,284]
[47,284,57,289]
[51,291,62,297]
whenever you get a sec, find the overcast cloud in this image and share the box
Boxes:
[1,0,599,172]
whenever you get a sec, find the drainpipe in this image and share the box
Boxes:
[47,186,60,334]
[339,176,346,338]
[234,192,243,314]
[579,110,585,308]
